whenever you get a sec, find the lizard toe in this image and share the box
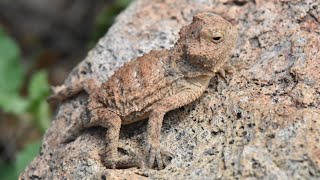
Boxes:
[155,149,164,170]
[146,144,156,168]
[145,144,168,169]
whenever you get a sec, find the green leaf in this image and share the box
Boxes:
[116,0,132,7]
[15,141,41,176]
[33,100,50,132]
[0,26,23,95]
[27,70,51,132]
[28,70,50,101]
[0,94,29,115]
[0,162,17,180]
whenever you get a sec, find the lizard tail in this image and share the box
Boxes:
[47,79,99,104]
[47,82,84,104]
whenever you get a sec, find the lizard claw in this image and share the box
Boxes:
[103,155,144,169]
[145,143,165,170]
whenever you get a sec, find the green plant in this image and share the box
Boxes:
[0,26,50,179]
[0,27,51,132]
[0,141,41,180]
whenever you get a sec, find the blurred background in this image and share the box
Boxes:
[0,0,131,179]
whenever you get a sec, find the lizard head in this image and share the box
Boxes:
[178,12,238,72]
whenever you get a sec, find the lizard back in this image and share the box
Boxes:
[98,50,183,116]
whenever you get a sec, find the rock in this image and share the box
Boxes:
[20,0,320,179]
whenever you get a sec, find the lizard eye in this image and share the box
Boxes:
[211,32,224,43]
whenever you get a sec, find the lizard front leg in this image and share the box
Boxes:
[87,101,142,169]
[146,86,207,169]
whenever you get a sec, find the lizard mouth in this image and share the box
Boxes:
[187,52,217,70]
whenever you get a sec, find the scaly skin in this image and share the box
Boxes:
[48,12,238,170]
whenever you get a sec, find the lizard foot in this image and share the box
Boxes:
[218,63,235,80]
[145,143,173,170]
[103,156,143,169]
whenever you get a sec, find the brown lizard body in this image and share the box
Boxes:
[49,12,238,169]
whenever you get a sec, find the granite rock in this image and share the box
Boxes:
[20,0,320,179]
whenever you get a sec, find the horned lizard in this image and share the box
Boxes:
[49,12,238,170]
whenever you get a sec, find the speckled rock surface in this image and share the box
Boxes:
[20,0,320,179]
